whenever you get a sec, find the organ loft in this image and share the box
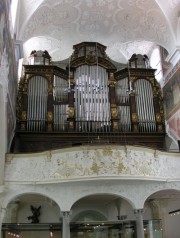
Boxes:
[11,42,166,153]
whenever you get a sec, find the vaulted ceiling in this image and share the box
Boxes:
[16,0,180,63]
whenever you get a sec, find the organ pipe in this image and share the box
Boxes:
[27,76,48,131]
[134,79,156,132]
[74,65,111,132]
[53,75,68,131]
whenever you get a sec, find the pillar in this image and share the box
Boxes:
[158,200,169,238]
[134,209,144,238]
[5,201,19,223]
[0,85,7,184]
[0,208,7,238]
[62,211,71,238]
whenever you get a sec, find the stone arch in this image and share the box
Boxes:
[72,210,107,222]
[69,193,135,222]
[2,192,61,224]
[69,192,135,211]
[143,188,180,238]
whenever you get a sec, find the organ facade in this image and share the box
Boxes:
[12,42,165,152]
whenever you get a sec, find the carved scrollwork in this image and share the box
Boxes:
[113,121,119,129]
[85,51,97,65]
[156,113,161,122]
[69,121,74,129]
[21,111,27,120]
[111,107,118,118]
[68,107,75,117]
[47,111,53,121]
[108,80,116,87]
[132,113,138,122]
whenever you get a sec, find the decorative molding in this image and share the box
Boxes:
[4,146,180,183]
[19,0,175,62]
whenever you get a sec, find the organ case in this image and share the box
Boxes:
[13,43,165,152]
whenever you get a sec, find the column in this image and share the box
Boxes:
[0,85,7,183]
[0,208,7,238]
[62,211,71,238]
[134,209,144,238]
[6,201,19,223]
[158,200,169,238]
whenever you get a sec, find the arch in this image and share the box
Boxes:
[72,210,107,222]
[144,188,180,206]
[69,192,135,211]
[2,191,61,211]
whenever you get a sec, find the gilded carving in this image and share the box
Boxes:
[85,51,97,65]
[153,87,158,96]
[111,108,118,118]
[91,162,99,175]
[70,79,76,86]
[146,77,154,85]
[113,121,119,129]
[69,121,74,128]
[20,122,26,130]
[47,111,53,121]
[108,80,116,87]
[68,107,74,117]
[47,123,52,132]
[48,83,53,95]
[156,113,161,122]
[133,125,139,132]
[118,163,125,173]
[132,113,138,122]
[21,111,27,120]
[23,83,28,93]
[109,72,114,80]
[102,149,112,156]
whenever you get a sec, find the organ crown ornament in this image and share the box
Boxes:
[28,50,51,65]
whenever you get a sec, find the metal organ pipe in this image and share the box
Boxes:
[116,77,131,132]
[27,76,48,131]
[134,79,156,132]
[53,75,68,131]
[74,65,110,132]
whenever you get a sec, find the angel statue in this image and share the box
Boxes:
[27,205,41,223]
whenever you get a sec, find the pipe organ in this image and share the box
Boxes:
[13,43,165,152]
[74,65,111,133]
[134,79,156,132]
[53,75,68,131]
[27,76,48,131]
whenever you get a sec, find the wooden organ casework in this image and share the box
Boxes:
[12,42,166,152]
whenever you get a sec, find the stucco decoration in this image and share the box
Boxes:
[19,0,175,62]
[5,145,180,183]
[0,48,9,102]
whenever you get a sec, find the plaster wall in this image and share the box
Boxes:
[5,146,180,184]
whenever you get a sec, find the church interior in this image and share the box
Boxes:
[0,0,180,238]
